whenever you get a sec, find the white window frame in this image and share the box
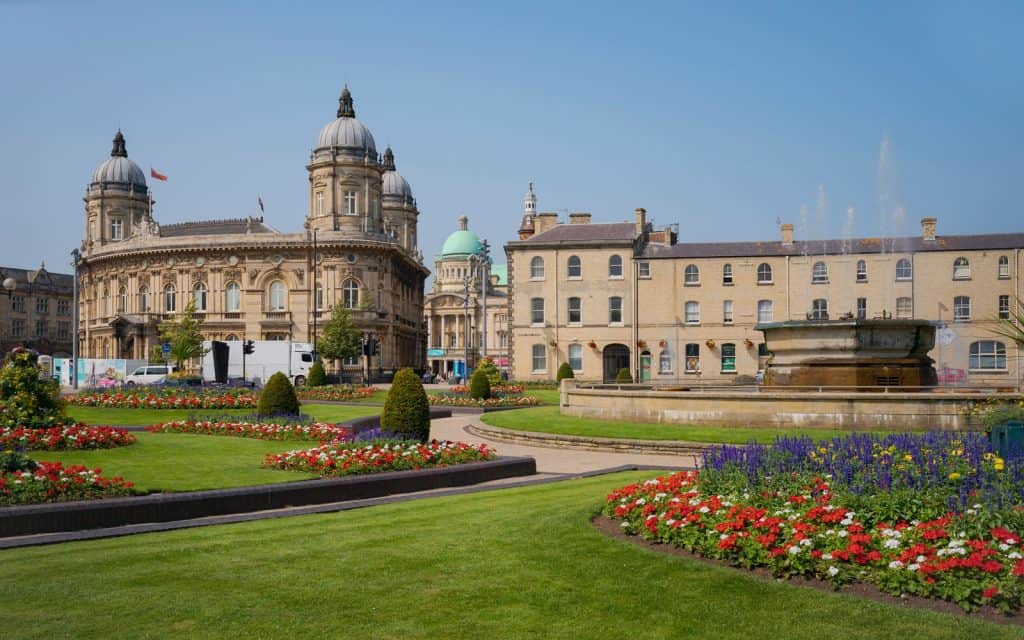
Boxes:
[342,279,360,309]
[315,191,324,217]
[969,340,1006,371]
[998,295,1010,320]
[531,344,547,373]
[530,256,545,280]
[953,257,970,280]
[568,344,583,372]
[685,301,700,325]
[225,282,240,312]
[110,218,123,240]
[609,296,623,324]
[343,191,357,215]
[812,261,828,284]
[896,297,913,319]
[567,297,581,325]
[638,261,650,278]
[722,263,733,285]
[723,300,733,325]
[193,282,207,312]
[164,285,176,313]
[139,286,150,313]
[269,281,287,311]
[757,300,773,323]
[998,256,1010,279]
[720,343,736,373]
[658,351,672,374]
[757,263,773,284]
[608,255,623,278]
[530,298,545,325]
[684,343,700,373]
[684,264,700,286]
[953,295,970,322]
[567,256,581,279]
[896,258,912,281]
[117,287,127,314]
[856,260,867,282]
[811,298,828,320]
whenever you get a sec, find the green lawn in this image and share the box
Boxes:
[2,471,1013,639]
[31,432,318,492]
[67,403,380,426]
[481,406,919,444]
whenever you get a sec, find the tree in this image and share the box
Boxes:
[381,368,430,442]
[257,372,300,417]
[992,296,1024,349]
[0,347,67,429]
[475,357,501,386]
[158,299,207,371]
[556,362,575,383]
[317,305,362,370]
[469,368,491,400]
[307,360,327,386]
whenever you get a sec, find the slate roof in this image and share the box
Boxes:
[515,222,637,245]
[0,266,73,294]
[160,218,275,238]
[642,232,1024,259]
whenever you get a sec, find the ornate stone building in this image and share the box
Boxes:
[506,186,1023,389]
[0,264,74,357]
[76,88,428,375]
[423,216,509,379]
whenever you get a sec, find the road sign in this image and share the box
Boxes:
[161,342,171,355]
[936,327,956,346]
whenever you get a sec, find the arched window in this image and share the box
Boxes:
[567,255,581,278]
[757,300,773,322]
[757,263,773,284]
[568,344,583,371]
[998,255,1010,279]
[225,282,240,312]
[658,351,672,374]
[811,298,828,320]
[530,256,545,279]
[720,343,736,373]
[342,279,359,309]
[609,297,623,324]
[102,287,110,317]
[684,264,700,285]
[567,297,581,324]
[896,258,912,281]
[953,257,970,280]
[139,286,150,313]
[531,344,547,372]
[117,287,127,313]
[608,255,623,277]
[268,280,287,311]
[722,263,733,285]
[685,301,700,324]
[969,341,1006,370]
[163,285,176,313]
[193,282,207,312]
[812,262,828,284]
[953,296,970,322]
[856,260,867,282]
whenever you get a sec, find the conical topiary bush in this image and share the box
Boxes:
[257,372,300,417]
[469,368,491,400]
[381,368,430,442]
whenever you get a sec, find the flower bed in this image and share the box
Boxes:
[0,462,134,505]
[1,424,136,450]
[146,420,352,442]
[605,432,1024,613]
[68,389,257,409]
[295,385,377,402]
[429,394,540,407]
[447,384,525,396]
[264,440,496,477]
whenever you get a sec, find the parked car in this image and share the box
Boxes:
[124,364,177,386]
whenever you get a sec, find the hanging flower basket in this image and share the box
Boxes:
[637,339,647,349]
[587,341,598,349]
[744,338,754,348]
[705,339,716,349]
[659,339,666,348]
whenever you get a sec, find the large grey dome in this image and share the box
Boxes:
[380,147,412,201]
[90,130,147,189]
[315,86,376,156]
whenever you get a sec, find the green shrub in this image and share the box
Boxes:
[0,347,67,429]
[981,403,1024,429]
[0,450,37,473]
[556,362,575,383]
[615,368,633,384]
[307,360,327,387]
[381,368,430,442]
[476,358,501,386]
[257,372,300,417]
[469,368,492,400]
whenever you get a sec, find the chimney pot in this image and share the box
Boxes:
[921,217,937,241]
[568,212,592,224]
[781,223,794,245]
[635,207,647,234]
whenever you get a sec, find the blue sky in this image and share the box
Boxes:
[1,1,1021,273]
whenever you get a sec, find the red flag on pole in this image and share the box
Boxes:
[258,197,264,212]
[150,167,168,181]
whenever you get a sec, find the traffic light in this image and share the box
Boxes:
[243,340,255,355]
[372,338,379,356]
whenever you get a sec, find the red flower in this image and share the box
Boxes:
[983,586,999,599]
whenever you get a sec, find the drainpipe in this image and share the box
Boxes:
[632,240,639,381]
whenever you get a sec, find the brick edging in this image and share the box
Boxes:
[466,422,712,455]
[0,455,536,538]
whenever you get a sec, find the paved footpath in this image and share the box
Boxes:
[430,414,699,473]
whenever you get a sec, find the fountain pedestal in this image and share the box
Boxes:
[757,319,938,389]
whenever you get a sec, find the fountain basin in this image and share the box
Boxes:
[757,319,938,389]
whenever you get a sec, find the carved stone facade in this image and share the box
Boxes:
[77,89,428,375]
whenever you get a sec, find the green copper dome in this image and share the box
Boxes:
[440,215,482,257]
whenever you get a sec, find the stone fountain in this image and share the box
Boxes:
[756,319,938,389]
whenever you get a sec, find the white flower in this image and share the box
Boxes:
[827,566,840,577]
[1000,543,1011,552]
[883,539,901,549]
[837,531,848,538]
[1009,552,1022,560]
[699,506,710,514]
[620,521,630,528]
[908,563,921,572]
[840,518,854,527]
[788,546,801,555]
[720,534,729,540]
[888,560,904,569]
[800,538,813,547]
[916,555,927,563]
[822,553,833,560]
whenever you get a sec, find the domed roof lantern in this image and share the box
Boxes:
[337,84,355,118]
[111,129,127,157]
[382,146,396,171]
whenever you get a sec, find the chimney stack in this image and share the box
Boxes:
[781,223,794,245]
[568,212,592,224]
[635,208,647,234]
[921,217,937,242]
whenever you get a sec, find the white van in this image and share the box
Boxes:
[125,364,176,386]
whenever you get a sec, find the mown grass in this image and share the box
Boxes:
[29,433,317,492]
[481,406,920,444]
[1,471,1015,639]
[66,403,380,426]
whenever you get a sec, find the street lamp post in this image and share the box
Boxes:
[479,240,490,361]
[70,248,80,390]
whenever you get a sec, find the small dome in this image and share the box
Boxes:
[440,216,482,257]
[90,130,147,189]
[315,86,376,156]
[381,147,413,200]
